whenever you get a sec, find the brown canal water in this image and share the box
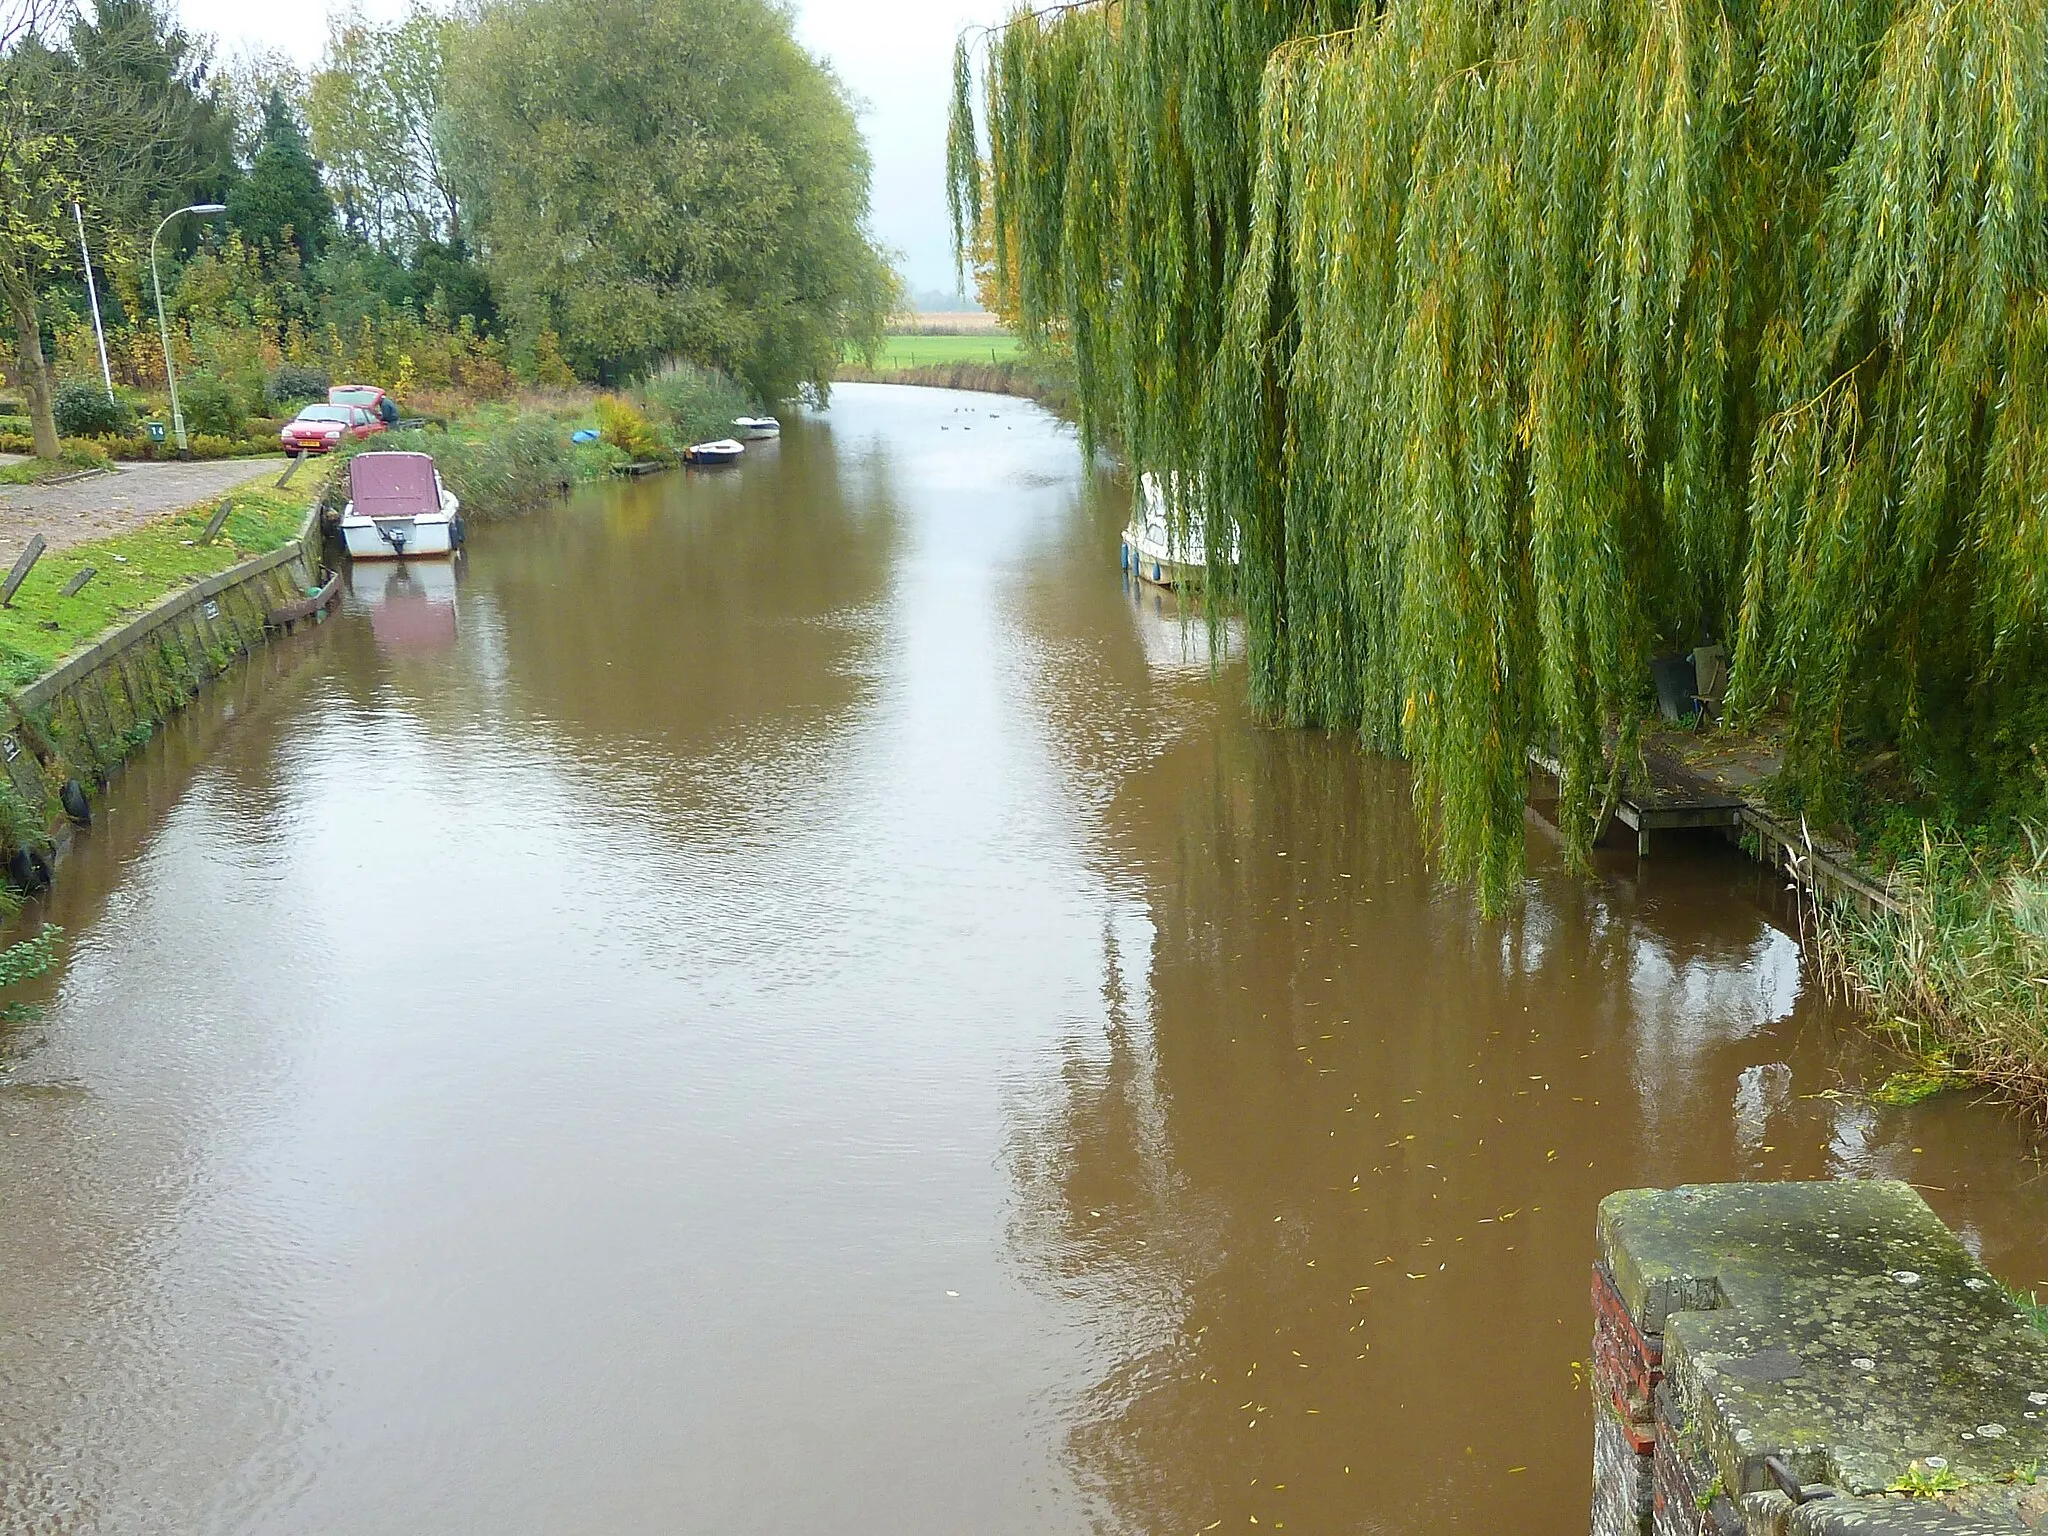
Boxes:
[1,384,2045,1535]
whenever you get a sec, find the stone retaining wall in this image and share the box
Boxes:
[1591,1182,2048,1536]
[0,502,327,863]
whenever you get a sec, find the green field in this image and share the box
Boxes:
[855,333,1023,370]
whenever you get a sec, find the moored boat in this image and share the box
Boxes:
[733,416,781,440]
[686,438,745,466]
[340,451,464,560]
[1121,472,1233,589]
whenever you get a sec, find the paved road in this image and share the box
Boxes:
[0,458,295,554]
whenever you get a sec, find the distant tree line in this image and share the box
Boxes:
[1,0,897,456]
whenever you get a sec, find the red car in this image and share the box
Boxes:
[280,402,382,457]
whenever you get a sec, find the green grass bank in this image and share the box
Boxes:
[0,481,314,688]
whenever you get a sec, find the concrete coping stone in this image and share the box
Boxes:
[1745,1489,2035,1535]
[1597,1182,2048,1519]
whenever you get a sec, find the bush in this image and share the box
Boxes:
[266,364,331,409]
[179,374,244,438]
[57,439,112,470]
[52,383,131,438]
[595,394,666,461]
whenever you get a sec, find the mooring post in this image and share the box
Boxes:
[199,498,233,545]
[1589,1182,2048,1536]
[2,535,47,608]
[59,567,97,598]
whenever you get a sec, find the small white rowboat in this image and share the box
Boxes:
[686,439,745,466]
[733,417,781,440]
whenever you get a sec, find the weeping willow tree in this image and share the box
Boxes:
[953,0,2048,913]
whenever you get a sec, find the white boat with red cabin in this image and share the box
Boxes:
[340,451,465,560]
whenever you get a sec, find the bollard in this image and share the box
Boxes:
[1591,1183,2048,1536]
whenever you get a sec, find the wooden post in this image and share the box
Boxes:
[199,498,233,545]
[274,456,303,489]
[60,566,97,597]
[2,535,47,607]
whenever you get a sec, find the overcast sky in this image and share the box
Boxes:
[177,0,1011,299]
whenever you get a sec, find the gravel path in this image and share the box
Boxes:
[0,458,296,555]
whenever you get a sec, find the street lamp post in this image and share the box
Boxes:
[150,203,227,456]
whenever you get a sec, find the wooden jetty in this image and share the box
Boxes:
[1528,742,1902,917]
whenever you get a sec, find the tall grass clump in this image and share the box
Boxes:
[1824,830,2048,1115]
[637,361,752,448]
[2011,1285,2048,1338]
[363,415,579,519]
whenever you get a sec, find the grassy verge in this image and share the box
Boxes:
[639,362,753,446]
[0,479,315,687]
[0,442,115,484]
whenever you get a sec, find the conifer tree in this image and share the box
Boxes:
[226,88,334,261]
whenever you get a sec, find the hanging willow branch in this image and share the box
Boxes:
[954,0,2048,914]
